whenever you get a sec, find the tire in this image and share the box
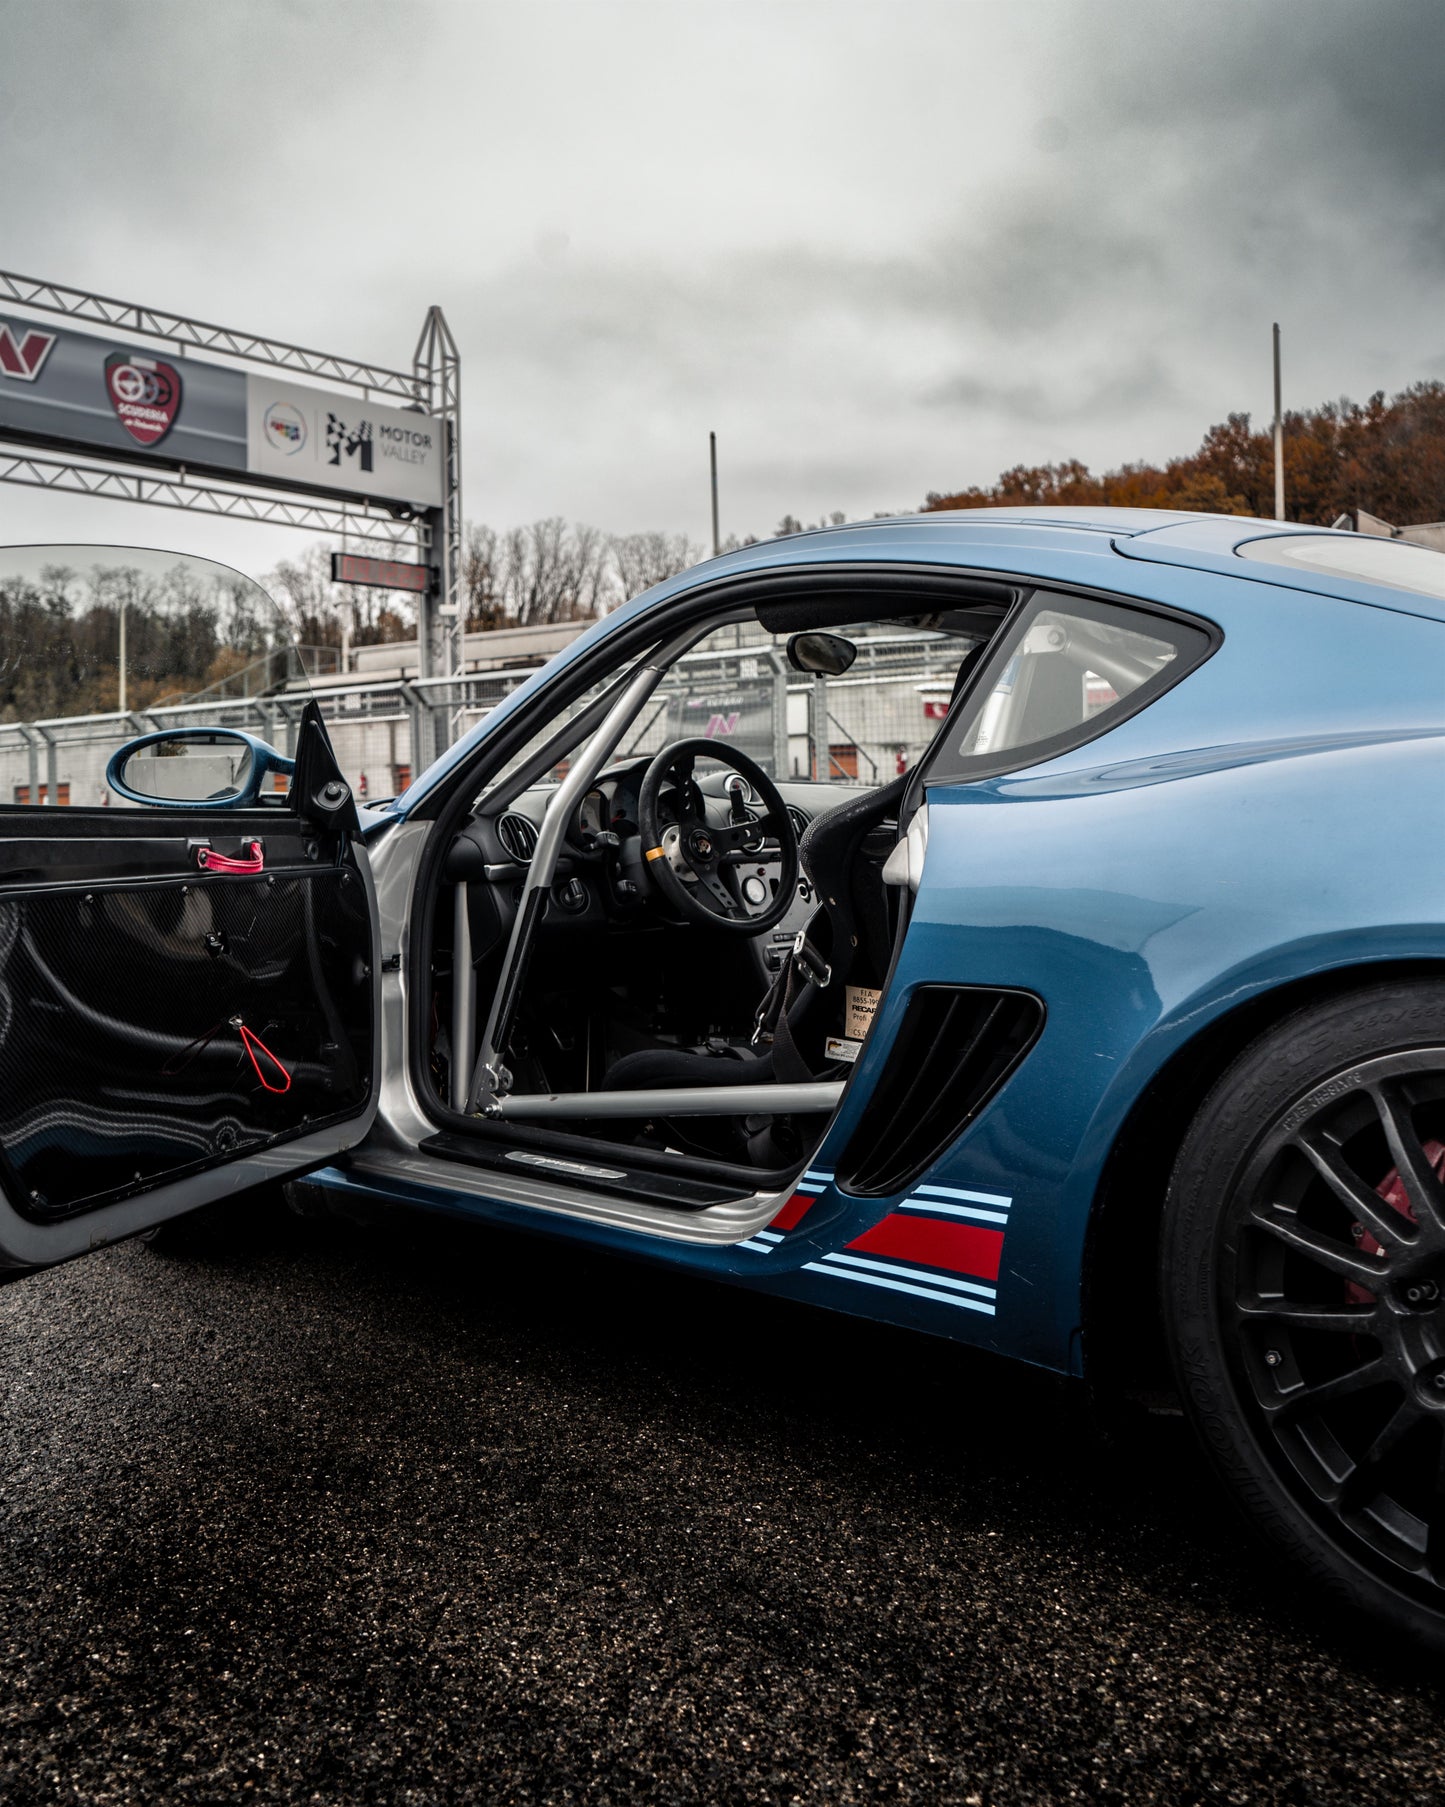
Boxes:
[1162,978,1445,1652]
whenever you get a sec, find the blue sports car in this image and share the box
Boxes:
[3,507,1444,1649]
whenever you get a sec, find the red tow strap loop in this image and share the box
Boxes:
[196,840,264,876]
[236,1021,292,1094]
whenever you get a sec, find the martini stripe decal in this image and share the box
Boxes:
[847,1212,1004,1283]
[739,1174,1014,1327]
[801,1262,995,1316]
[897,1199,1009,1225]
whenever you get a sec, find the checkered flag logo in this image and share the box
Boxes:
[325,411,374,473]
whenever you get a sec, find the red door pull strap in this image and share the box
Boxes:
[197,840,264,875]
[237,1021,292,1094]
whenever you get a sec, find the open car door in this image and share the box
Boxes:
[0,546,379,1279]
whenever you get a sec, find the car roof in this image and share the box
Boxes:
[882,505,1224,536]
[831,509,1445,623]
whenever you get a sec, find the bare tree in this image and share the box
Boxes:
[254,512,712,649]
[462,522,504,630]
[775,511,845,537]
[609,531,702,601]
[501,517,613,625]
[265,545,414,654]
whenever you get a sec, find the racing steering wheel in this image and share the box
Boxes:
[637,739,800,933]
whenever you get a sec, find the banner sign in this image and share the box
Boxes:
[330,551,434,593]
[247,375,443,508]
[0,313,247,471]
[668,678,777,771]
[0,314,443,509]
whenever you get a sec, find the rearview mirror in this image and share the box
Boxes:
[786,631,857,677]
[106,729,293,808]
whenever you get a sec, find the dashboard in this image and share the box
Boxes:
[449,756,873,981]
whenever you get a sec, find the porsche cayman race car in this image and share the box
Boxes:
[3,507,1445,1649]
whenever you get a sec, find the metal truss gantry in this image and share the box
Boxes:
[0,270,420,399]
[0,270,464,745]
[0,447,425,551]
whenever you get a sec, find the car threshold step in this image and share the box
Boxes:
[419,1131,753,1211]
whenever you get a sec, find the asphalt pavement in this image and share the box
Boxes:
[1,1195,1442,1806]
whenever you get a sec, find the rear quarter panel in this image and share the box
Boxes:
[882,566,1445,1372]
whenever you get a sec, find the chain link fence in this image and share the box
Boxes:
[0,627,966,808]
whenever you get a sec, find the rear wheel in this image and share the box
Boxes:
[1162,980,1445,1650]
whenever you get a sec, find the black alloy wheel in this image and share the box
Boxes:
[1162,980,1445,1650]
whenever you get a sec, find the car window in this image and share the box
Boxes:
[930,591,1214,782]
[611,616,986,787]
[0,544,308,810]
[482,616,987,797]
[1238,532,1445,599]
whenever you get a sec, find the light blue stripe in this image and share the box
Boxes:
[824,1252,996,1299]
[793,1184,821,1196]
[914,1185,1012,1207]
[898,1200,1009,1226]
[738,1239,775,1254]
[802,1262,995,1316]
[803,1170,833,1183]
[754,1229,784,1243]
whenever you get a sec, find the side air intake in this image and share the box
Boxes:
[497,813,539,864]
[838,984,1044,1197]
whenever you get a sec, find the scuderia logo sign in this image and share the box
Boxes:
[105,351,183,446]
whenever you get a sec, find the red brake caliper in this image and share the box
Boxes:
[1346,1138,1445,1303]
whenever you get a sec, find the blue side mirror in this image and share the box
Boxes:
[105,728,295,809]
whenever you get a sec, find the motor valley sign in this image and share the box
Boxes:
[246,375,443,508]
[0,313,443,509]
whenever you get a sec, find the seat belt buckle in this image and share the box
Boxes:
[792,930,831,989]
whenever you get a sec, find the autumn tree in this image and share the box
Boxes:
[923,382,1445,527]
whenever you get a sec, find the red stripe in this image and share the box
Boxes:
[847,1213,1004,1282]
[769,1191,815,1231]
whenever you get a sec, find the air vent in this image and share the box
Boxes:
[497,813,539,864]
[786,805,810,839]
[838,984,1044,1197]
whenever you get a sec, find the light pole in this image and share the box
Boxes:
[117,581,127,714]
[1272,323,1285,522]
[709,430,720,557]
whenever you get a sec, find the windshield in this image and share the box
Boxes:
[0,544,313,808]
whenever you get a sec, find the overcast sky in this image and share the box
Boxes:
[1,0,1442,574]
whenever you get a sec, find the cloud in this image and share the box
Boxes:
[0,0,1441,559]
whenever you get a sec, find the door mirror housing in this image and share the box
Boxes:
[106,728,294,808]
[786,630,857,677]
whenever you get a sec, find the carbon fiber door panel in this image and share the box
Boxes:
[0,864,373,1219]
